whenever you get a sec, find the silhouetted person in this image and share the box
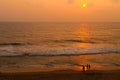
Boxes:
[86,64,91,70]
[86,64,89,70]
[82,65,85,72]
[88,64,91,70]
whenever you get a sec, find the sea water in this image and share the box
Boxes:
[0,22,120,71]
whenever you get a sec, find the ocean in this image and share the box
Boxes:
[0,22,120,72]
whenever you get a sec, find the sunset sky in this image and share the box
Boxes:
[0,0,120,22]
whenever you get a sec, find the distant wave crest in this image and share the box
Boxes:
[0,42,30,46]
[52,39,96,44]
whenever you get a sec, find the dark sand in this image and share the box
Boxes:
[0,70,120,80]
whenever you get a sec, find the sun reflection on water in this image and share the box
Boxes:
[75,23,91,48]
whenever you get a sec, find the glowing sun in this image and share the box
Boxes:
[82,3,87,8]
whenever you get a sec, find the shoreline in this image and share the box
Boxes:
[1,53,120,73]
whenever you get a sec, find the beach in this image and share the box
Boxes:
[1,70,120,80]
[1,53,120,72]
[0,53,120,80]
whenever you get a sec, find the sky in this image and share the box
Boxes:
[0,0,120,22]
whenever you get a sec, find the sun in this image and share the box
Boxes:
[81,0,87,8]
[82,3,87,8]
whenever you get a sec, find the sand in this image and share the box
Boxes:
[0,70,120,80]
[0,53,120,80]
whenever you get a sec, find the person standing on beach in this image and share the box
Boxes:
[87,64,91,70]
[88,64,91,70]
[86,64,91,70]
[82,65,85,71]
[86,64,89,70]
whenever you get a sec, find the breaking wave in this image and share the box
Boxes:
[0,44,120,57]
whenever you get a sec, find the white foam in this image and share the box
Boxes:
[0,44,120,57]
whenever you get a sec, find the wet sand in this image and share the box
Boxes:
[0,70,120,80]
[0,53,120,80]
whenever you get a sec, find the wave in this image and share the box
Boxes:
[0,39,95,46]
[0,42,30,46]
[52,39,96,44]
[0,39,104,47]
[0,51,120,57]
[0,46,120,57]
[0,41,120,57]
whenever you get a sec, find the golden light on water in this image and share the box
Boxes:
[74,23,91,48]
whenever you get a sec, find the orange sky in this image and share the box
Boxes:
[0,0,120,22]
